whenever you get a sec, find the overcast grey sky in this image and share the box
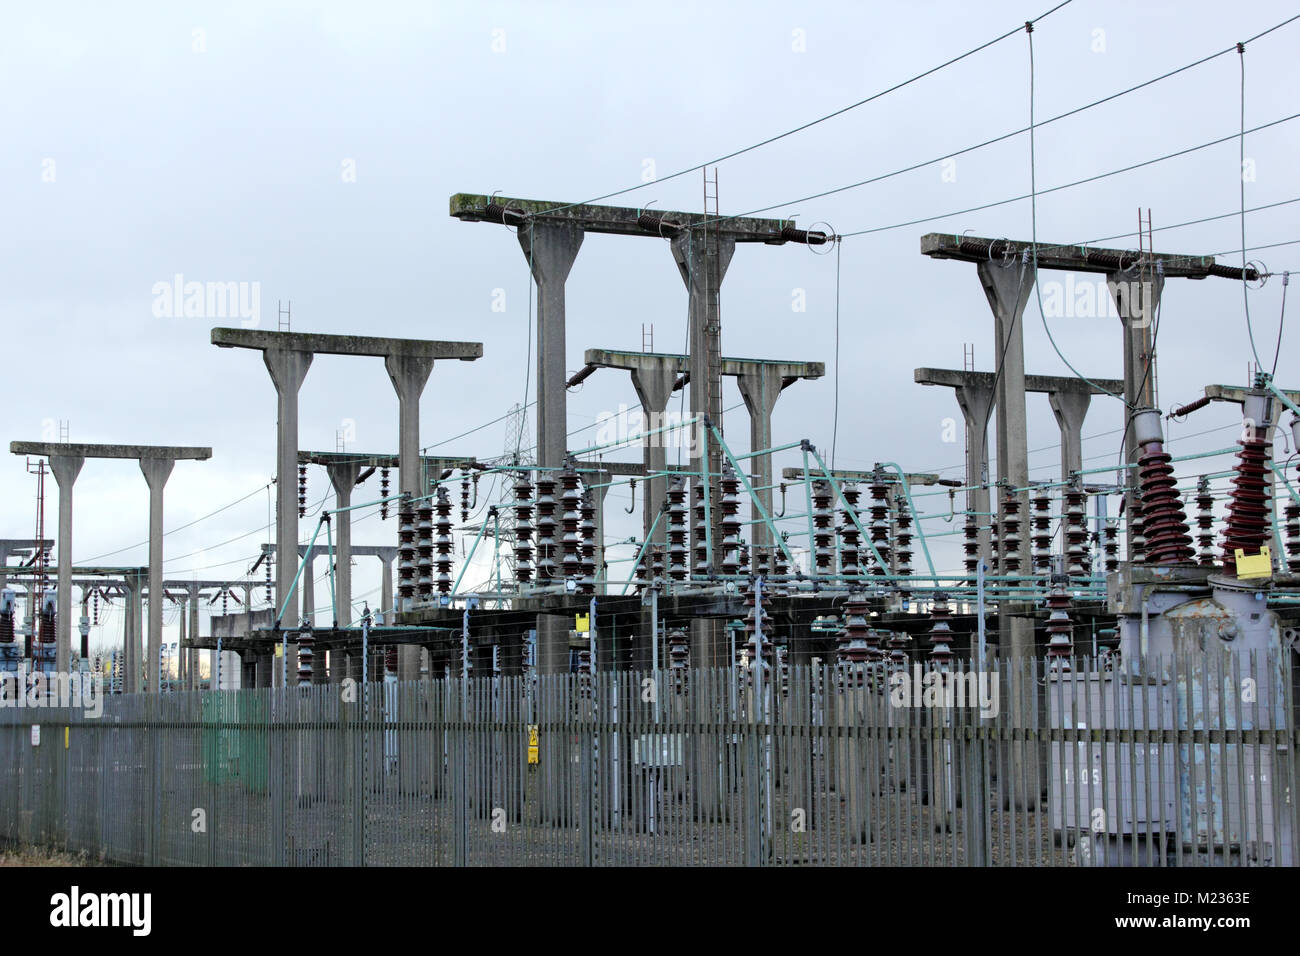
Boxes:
[4,0,1298,649]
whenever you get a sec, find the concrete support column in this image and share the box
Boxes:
[672,233,736,566]
[47,455,84,678]
[176,603,186,688]
[385,353,434,680]
[1048,390,1091,482]
[1107,270,1163,560]
[124,571,144,694]
[517,222,584,684]
[628,362,678,548]
[737,367,785,556]
[517,222,584,471]
[954,383,995,578]
[139,457,175,693]
[188,589,201,690]
[977,257,1036,812]
[263,348,312,633]
[326,462,361,683]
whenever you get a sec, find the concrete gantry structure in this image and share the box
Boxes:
[571,349,823,557]
[451,193,825,656]
[212,329,482,683]
[919,232,1258,811]
[259,541,398,681]
[921,233,1256,562]
[914,368,1126,571]
[9,442,211,690]
[160,579,247,689]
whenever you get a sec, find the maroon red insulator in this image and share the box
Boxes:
[999,493,1022,574]
[667,628,689,669]
[1286,498,1300,574]
[1044,585,1073,670]
[666,477,688,580]
[535,477,557,580]
[926,592,955,666]
[839,482,862,577]
[397,504,416,602]
[560,462,582,581]
[1195,479,1217,568]
[1136,440,1194,565]
[837,590,872,667]
[1221,431,1271,576]
[512,474,534,584]
[963,511,980,576]
[579,490,596,594]
[1031,492,1052,576]
[868,474,891,576]
[893,488,913,589]
[692,483,708,575]
[721,464,743,576]
[296,622,314,685]
[1063,485,1088,577]
[811,479,834,574]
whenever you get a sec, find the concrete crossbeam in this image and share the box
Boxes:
[913,368,1123,395]
[920,232,1251,280]
[211,328,482,360]
[450,194,797,242]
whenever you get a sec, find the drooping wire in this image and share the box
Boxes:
[529,0,1076,218]
[831,237,842,470]
[836,111,1300,240]
[1239,43,1265,371]
[1272,272,1290,377]
[1026,21,1128,407]
[686,13,1300,237]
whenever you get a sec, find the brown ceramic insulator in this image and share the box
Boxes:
[926,592,955,665]
[999,494,1022,574]
[1221,437,1271,575]
[1031,493,1052,575]
[1136,441,1194,564]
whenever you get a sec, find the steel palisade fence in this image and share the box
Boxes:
[0,649,1295,866]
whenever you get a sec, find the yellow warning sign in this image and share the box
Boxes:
[1235,546,1272,580]
[575,614,589,634]
[527,725,539,765]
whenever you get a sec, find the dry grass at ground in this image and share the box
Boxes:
[0,844,99,867]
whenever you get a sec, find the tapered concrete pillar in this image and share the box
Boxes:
[124,571,144,694]
[628,361,679,548]
[326,462,361,629]
[176,605,186,688]
[324,459,360,683]
[977,257,1036,812]
[47,455,83,677]
[264,348,312,632]
[1107,270,1163,559]
[188,589,201,690]
[954,383,995,575]
[518,223,584,682]
[139,457,175,693]
[241,584,252,690]
[672,232,736,566]
[737,366,785,556]
[385,353,434,679]
[517,222,584,472]
[1048,390,1091,482]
